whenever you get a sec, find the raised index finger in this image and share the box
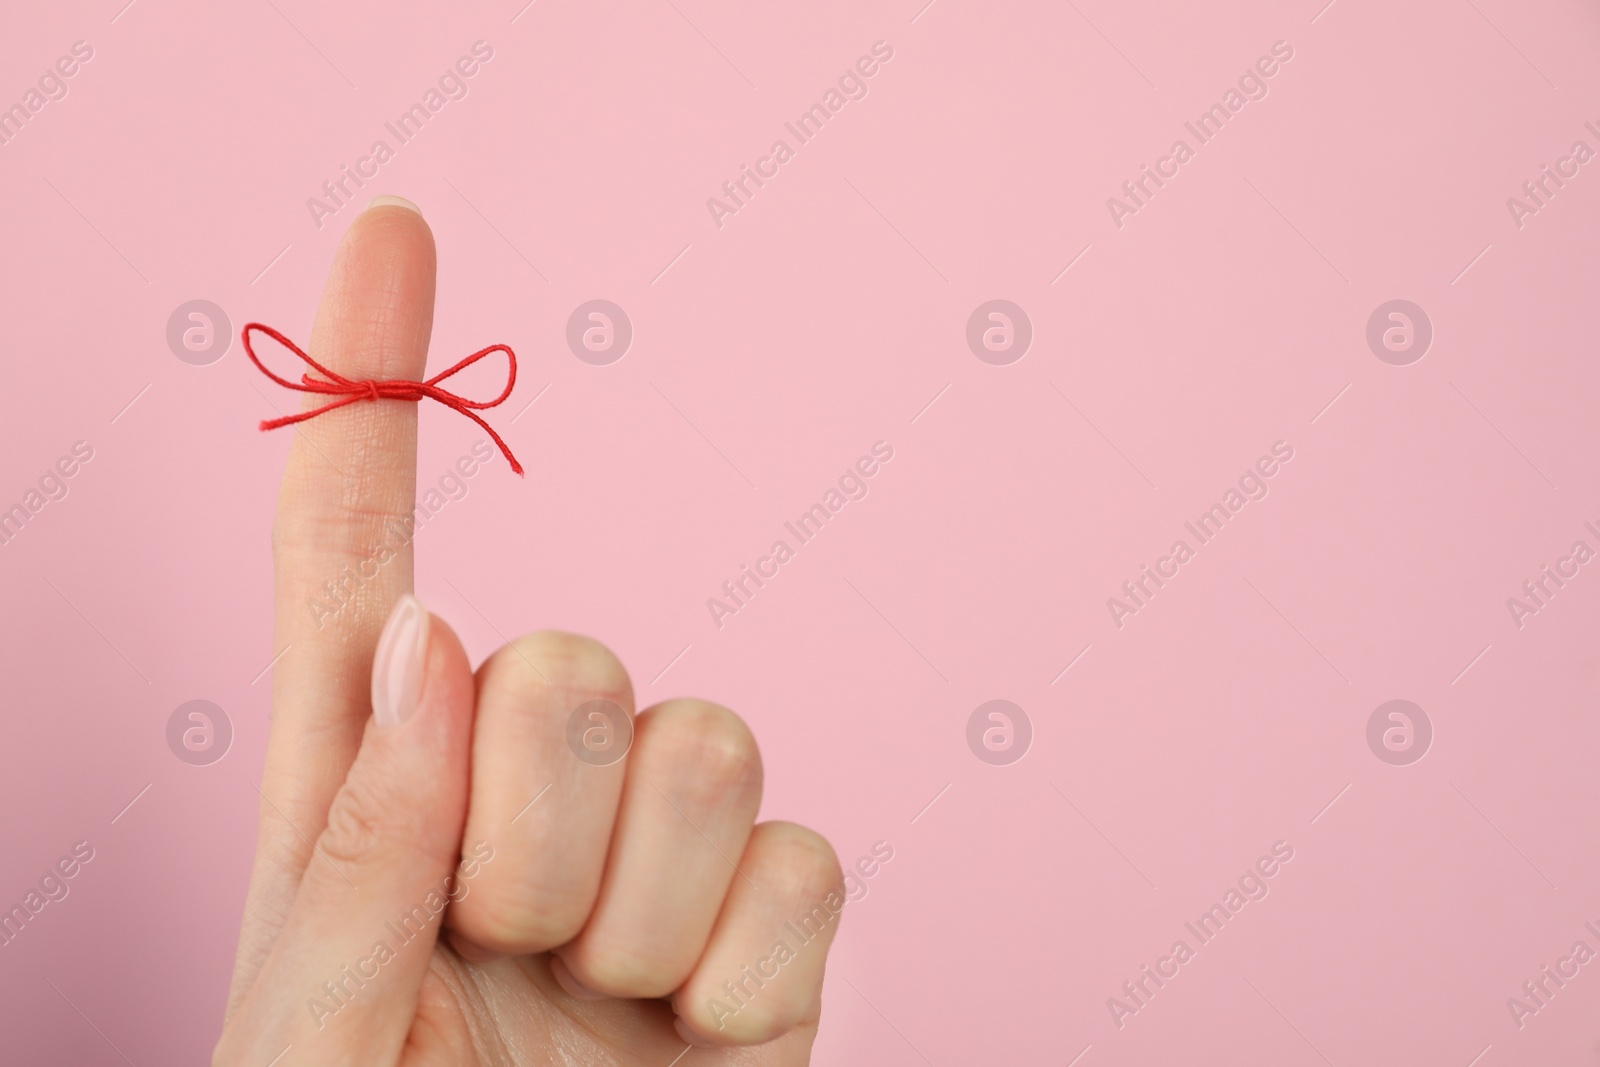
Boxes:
[227,198,438,1014]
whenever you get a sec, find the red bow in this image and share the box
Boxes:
[242,323,524,476]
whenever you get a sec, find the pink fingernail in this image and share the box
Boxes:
[372,595,428,727]
[367,194,422,216]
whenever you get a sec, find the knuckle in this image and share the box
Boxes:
[645,700,763,798]
[565,943,681,999]
[453,878,588,954]
[317,772,405,869]
[691,1000,791,1046]
[481,630,633,707]
[757,823,844,899]
[676,956,806,1044]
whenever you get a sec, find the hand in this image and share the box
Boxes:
[214,199,844,1066]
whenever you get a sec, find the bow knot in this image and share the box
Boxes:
[242,322,524,476]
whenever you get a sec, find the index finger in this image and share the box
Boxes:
[226,197,438,1015]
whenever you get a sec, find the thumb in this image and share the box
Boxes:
[217,596,476,1065]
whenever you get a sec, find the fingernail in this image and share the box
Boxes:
[372,595,428,727]
[673,1017,716,1047]
[549,955,608,1001]
[367,194,422,216]
[446,931,502,965]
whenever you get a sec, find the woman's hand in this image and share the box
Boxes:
[214,199,843,1066]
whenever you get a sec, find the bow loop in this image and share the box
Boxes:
[241,322,524,476]
[424,343,518,409]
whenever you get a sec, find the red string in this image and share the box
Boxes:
[241,322,524,476]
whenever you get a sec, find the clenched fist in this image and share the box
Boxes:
[214,199,843,1066]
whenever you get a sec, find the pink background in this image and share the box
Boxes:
[3,0,1599,1062]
